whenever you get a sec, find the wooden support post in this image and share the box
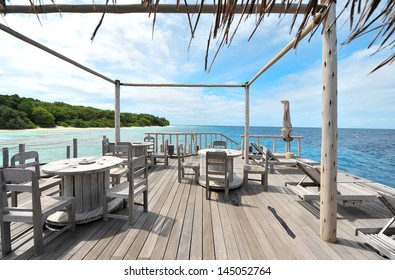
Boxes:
[18,144,25,164]
[2,148,9,168]
[66,146,70,159]
[244,83,250,164]
[73,138,78,158]
[18,144,25,153]
[115,80,121,144]
[320,2,338,243]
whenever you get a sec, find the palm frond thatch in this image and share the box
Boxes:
[2,0,394,72]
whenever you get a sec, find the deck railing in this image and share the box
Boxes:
[241,135,303,157]
[145,132,239,156]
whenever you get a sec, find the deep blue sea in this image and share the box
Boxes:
[1,125,394,188]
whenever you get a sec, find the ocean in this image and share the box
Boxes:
[1,125,394,188]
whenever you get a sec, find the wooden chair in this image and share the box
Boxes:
[356,192,395,259]
[143,135,155,153]
[205,151,229,200]
[0,168,75,255]
[152,139,169,166]
[285,161,377,205]
[102,137,128,185]
[213,140,227,149]
[251,142,296,173]
[103,144,148,225]
[10,151,62,206]
[144,135,155,166]
[177,144,200,184]
[243,146,269,191]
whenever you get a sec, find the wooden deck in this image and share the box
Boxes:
[1,156,394,260]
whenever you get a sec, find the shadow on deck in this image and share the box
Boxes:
[1,157,393,260]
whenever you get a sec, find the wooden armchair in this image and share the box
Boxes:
[152,139,169,166]
[0,168,75,255]
[10,151,62,206]
[243,145,269,191]
[102,137,128,185]
[205,151,229,200]
[177,144,200,184]
[103,144,149,225]
[144,135,155,166]
[213,140,227,149]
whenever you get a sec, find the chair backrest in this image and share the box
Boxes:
[144,136,154,142]
[263,146,278,161]
[144,135,155,152]
[177,144,185,166]
[251,143,278,161]
[206,151,228,181]
[113,143,132,159]
[159,139,169,155]
[251,142,264,155]
[102,137,115,156]
[114,144,147,183]
[213,140,227,149]
[377,192,395,216]
[10,151,42,179]
[0,168,41,216]
[296,161,321,186]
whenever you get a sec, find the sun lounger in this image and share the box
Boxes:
[355,192,395,259]
[250,142,297,173]
[285,161,377,206]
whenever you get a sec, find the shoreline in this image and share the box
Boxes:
[0,126,169,134]
[0,126,113,134]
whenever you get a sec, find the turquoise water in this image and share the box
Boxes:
[1,125,394,188]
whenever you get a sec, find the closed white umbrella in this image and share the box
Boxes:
[281,100,293,152]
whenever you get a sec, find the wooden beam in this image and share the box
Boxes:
[320,2,338,243]
[248,13,322,86]
[121,83,244,88]
[2,4,326,15]
[0,22,115,84]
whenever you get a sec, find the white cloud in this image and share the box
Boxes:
[1,2,393,128]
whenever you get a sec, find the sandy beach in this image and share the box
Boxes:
[0,126,111,134]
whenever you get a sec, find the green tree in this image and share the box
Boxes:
[0,105,36,129]
[17,100,34,118]
[31,107,56,128]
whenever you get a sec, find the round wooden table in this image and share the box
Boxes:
[197,148,243,190]
[42,155,124,225]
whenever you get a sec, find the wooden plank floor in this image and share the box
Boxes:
[1,156,393,260]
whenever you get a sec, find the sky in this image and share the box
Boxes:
[0,0,394,129]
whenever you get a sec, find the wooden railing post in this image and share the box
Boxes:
[2,147,9,168]
[73,138,78,158]
[66,146,71,159]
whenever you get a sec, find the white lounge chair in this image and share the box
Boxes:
[250,142,297,173]
[356,192,395,259]
[285,161,377,206]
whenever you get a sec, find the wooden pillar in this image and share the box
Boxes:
[115,80,121,143]
[2,148,9,168]
[66,146,71,159]
[244,83,250,164]
[320,1,338,242]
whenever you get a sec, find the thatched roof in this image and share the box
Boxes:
[1,1,393,72]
